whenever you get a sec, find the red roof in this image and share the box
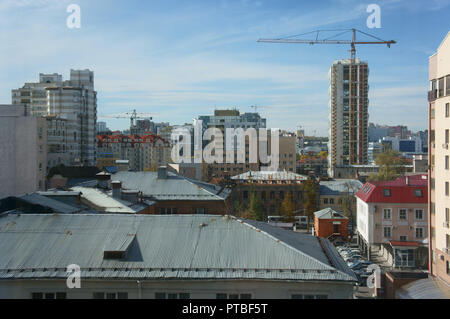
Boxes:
[97,134,169,148]
[390,241,420,247]
[356,174,428,203]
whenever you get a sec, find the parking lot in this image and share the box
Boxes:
[334,242,378,298]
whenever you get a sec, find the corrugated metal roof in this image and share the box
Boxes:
[396,277,450,299]
[71,187,143,214]
[314,208,347,219]
[231,171,308,181]
[319,179,363,196]
[17,194,82,214]
[112,172,230,201]
[0,214,356,283]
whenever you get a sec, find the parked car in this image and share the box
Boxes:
[345,255,363,263]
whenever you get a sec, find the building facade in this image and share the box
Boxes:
[356,175,428,269]
[314,208,349,240]
[0,105,47,199]
[230,171,313,219]
[428,31,450,284]
[97,133,171,171]
[12,70,97,167]
[328,59,369,177]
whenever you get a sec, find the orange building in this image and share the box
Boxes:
[314,208,349,240]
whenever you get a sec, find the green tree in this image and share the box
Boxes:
[281,192,295,222]
[248,192,265,221]
[317,151,328,158]
[369,148,409,181]
[302,179,318,219]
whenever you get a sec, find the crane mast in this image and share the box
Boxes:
[258,29,396,165]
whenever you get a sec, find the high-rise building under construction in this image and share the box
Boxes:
[328,59,369,177]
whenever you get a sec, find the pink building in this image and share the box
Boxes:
[356,174,428,269]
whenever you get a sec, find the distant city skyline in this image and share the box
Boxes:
[1,0,448,136]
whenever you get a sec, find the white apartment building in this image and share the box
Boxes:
[328,59,369,177]
[428,31,450,284]
[12,70,97,167]
[0,105,47,199]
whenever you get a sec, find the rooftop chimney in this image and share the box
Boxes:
[111,181,122,199]
[158,166,168,179]
[96,172,111,189]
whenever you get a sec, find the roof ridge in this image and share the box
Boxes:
[238,219,338,272]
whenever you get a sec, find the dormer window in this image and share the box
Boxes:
[383,189,391,197]
[414,189,423,197]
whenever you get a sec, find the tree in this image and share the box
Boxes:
[248,192,265,221]
[317,151,328,158]
[339,181,358,238]
[281,192,295,222]
[369,148,409,181]
[302,179,318,219]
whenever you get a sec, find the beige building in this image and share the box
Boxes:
[0,105,47,199]
[428,31,450,284]
[202,133,296,182]
[356,175,428,268]
[97,133,171,171]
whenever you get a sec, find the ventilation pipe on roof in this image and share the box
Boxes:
[111,181,122,199]
[96,172,111,189]
[158,166,167,179]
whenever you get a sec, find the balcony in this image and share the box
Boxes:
[428,90,437,102]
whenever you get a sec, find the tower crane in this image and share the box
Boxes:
[258,29,396,165]
[98,109,154,128]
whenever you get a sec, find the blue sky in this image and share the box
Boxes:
[0,0,449,136]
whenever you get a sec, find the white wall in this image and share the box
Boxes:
[0,279,355,299]
[0,105,47,199]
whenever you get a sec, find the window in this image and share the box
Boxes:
[383,227,392,238]
[31,292,64,299]
[333,224,340,234]
[414,189,423,197]
[261,191,266,200]
[323,198,329,204]
[446,103,450,118]
[446,208,450,224]
[383,189,391,197]
[446,156,449,170]
[399,209,407,220]
[415,209,424,220]
[291,294,328,299]
[395,249,414,267]
[243,191,248,199]
[330,198,334,205]
[93,292,127,299]
[383,209,392,220]
[415,227,424,239]
[446,182,449,196]
[400,236,407,242]
[195,208,206,214]
[446,129,450,145]
[156,292,190,299]
[216,293,251,299]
